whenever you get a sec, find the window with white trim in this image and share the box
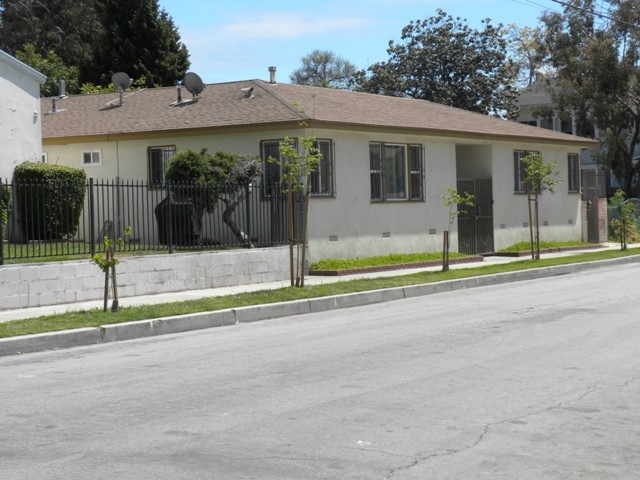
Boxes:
[148,145,176,186]
[369,142,423,201]
[82,150,101,166]
[568,153,580,193]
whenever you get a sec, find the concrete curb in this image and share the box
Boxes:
[2,255,639,357]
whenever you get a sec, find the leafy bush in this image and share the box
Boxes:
[1,183,9,240]
[13,162,86,241]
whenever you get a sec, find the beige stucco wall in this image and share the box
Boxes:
[0,55,45,180]
[43,126,584,260]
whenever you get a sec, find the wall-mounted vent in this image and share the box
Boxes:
[568,219,574,225]
[429,228,437,235]
[382,231,391,238]
[329,235,338,242]
[523,222,529,228]
[543,221,549,226]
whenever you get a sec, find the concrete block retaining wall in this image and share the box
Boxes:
[0,247,290,311]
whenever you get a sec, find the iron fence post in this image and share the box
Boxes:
[89,178,96,257]
[167,182,174,254]
[245,182,251,246]
[0,177,4,266]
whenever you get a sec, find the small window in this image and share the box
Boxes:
[82,150,101,166]
[369,142,424,201]
[148,145,176,186]
[41,152,48,163]
[568,153,580,193]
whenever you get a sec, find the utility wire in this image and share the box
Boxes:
[551,0,639,30]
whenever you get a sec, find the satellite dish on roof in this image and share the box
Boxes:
[112,72,131,92]
[184,72,205,98]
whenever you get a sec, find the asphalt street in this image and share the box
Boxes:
[1,262,639,479]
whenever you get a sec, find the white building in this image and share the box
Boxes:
[0,50,47,181]
[41,70,596,260]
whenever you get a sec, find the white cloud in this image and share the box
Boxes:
[219,12,371,41]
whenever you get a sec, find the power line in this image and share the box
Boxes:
[551,0,639,30]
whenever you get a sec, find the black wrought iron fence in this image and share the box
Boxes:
[0,177,290,264]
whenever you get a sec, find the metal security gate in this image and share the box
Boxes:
[457,178,494,255]
[581,169,606,243]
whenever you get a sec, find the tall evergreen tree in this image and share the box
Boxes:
[90,0,189,87]
[0,0,100,85]
[0,0,189,90]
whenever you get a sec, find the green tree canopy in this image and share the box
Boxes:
[354,9,519,119]
[290,50,357,89]
[89,0,190,87]
[15,44,79,97]
[0,0,190,91]
[540,0,640,196]
[0,0,100,82]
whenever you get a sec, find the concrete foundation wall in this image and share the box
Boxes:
[0,247,290,311]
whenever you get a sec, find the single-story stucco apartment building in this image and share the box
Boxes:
[40,68,596,262]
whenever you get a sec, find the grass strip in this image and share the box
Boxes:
[1,247,638,339]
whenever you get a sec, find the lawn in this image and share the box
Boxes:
[1,246,638,339]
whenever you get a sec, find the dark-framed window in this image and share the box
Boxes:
[369,142,423,201]
[568,153,580,193]
[148,145,176,186]
[513,150,539,193]
[261,138,335,196]
[82,150,101,167]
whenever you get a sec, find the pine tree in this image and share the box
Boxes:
[90,0,189,87]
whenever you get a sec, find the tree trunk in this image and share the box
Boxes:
[103,252,110,313]
[442,230,450,272]
[298,180,311,287]
[287,182,294,287]
[221,198,252,247]
[110,255,119,312]
[534,193,540,260]
[527,193,535,260]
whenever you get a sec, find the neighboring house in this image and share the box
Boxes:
[41,68,595,261]
[0,50,47,180]
[518,74,611,242]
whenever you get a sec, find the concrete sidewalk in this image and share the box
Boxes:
[0,242,632,323]
[1,243,639,357]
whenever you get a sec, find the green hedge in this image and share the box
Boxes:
[13,162,86,240]
[1,183,9,239]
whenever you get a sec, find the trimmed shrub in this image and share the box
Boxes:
[13,162,86,240]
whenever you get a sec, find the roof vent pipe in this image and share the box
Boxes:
[177,84,182,103]
[268,66,276,84]
[58,78,66,97]
[51,97,57,113]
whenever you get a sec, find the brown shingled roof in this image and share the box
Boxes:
[41,80,595,147]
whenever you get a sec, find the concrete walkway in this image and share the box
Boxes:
[1,243,639,357]
[0,242,634,324]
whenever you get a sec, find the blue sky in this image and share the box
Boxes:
[158,0,559,84]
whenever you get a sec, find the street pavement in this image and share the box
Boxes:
[1,243,639,357]
[2,262,640,479]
